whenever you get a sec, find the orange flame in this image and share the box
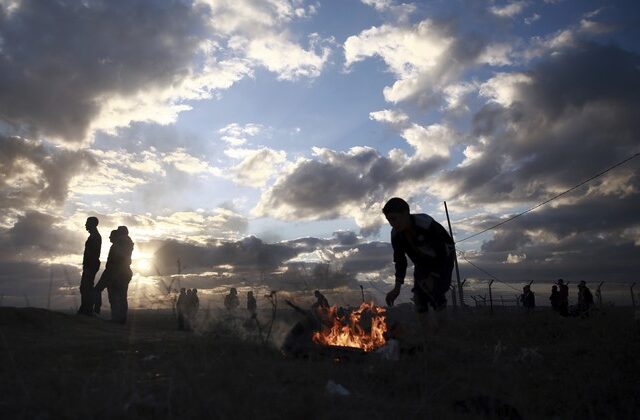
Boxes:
[312,302,387,352]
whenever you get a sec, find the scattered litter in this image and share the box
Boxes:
[516,347,542,363]
[375,339,400,361]
[326,380,351,397]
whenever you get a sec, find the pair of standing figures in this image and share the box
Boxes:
[78,217,134,324]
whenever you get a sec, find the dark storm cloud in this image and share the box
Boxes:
[152,236,300,275]
[257,146,446,222]
[435,41,640,285]
[340,241,393,274]
[443,42,640,204]
[0,135,95,209]
[0,0,208,142]
[1,211,83,258]
[455,169,640,283]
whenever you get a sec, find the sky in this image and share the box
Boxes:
[1,0,639,309]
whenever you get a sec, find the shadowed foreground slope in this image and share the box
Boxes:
[0,306,639,419]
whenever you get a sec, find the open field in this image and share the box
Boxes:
[0,305,638,419]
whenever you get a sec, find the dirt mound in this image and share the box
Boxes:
[0,307,121,337]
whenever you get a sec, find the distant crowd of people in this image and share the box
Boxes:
[519,278,595,317]
[177,288,199,330]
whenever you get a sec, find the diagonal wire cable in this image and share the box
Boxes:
[457,151,640,243]
[456,250,521,292]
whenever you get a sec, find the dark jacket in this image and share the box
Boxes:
[391,214,454,284]
[83,231,102,269]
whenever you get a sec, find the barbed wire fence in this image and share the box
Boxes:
[442,150,640,312]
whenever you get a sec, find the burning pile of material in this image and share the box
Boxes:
[312,302,388,352]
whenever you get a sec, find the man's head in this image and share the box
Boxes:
[578,281,586,288]
[85,217,99,232]
[108,229,119,243]
[180,288,186,294]
[314,290,321,298]
[382,197,411,232]
[117,225,129,236]
[230,287,237,295]
[556,278,565,285]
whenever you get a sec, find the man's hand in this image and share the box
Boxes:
[386,284,401,307]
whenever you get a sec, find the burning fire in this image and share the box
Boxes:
[312,302,388,352]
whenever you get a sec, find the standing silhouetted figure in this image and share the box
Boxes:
[520,285,535,310]
[549,285,561,313]
[78,217,101,316]
[247,291,257,318]
[176,288,187,330]
[557,279,569,317]
[312,290,329,310]
[576,281,594,317]
[185,288,199,330]
[383,197,454,337]
[108,226,134,324]
[93,230,119,315]
[224,287,239,311]
[94,226,133,323]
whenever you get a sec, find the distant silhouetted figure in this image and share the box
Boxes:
[311,290,329,311]
[186,288,199,329]
[549,285,561,312]
[519,285,535,310]
[224,287,239,311]
[576,281,594,317]
[247,291,257,318]
[78,217,101,316]
[556,279,569,316]
[176,288,187,330]
[382,197,454,338]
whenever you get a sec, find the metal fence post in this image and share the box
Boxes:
[596,281,604,308]
[444,201,464,306]
[489,280,494,314]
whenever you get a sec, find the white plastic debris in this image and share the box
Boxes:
[326,380,351,397]
[375,339,400,361]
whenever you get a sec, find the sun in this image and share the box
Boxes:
[132,249,154,273]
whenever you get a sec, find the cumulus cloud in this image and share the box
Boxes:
[369,109,409,125]
[436,42,640,208]
[0,0,331,144]
[0,0,211,143]
[344,18,512,107]
[228,147,287,187]
[489,1,528,18]
[253,134,453,232]
[219,122,265,146]
[0,136,95,209]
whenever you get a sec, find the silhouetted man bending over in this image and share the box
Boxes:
[78,217,101,316]
[383,198,455,336]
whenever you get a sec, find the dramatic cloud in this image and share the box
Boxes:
[0,0,210,142]
[254,142,450,232]
[0,0,331,144]
[0,136,95,209]
[436,42,640,207]
[344,18,510,106]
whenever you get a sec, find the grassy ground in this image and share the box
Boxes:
[0,305,638,419]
